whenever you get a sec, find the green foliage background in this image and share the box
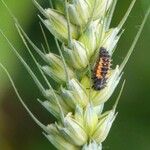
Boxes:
[0,0,149,150]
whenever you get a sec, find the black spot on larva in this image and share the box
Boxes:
[92,47,111,91]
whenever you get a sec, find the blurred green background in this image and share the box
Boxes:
[0,0,149,150]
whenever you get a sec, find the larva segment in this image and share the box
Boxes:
[92,47,111,90]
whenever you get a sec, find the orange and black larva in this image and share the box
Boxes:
[92,47,111,90]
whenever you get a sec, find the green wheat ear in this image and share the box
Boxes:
[0,0,150,149]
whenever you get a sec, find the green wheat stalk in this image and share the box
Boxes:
[0,0,149,149]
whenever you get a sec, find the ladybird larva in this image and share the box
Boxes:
[92,47,111,90]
